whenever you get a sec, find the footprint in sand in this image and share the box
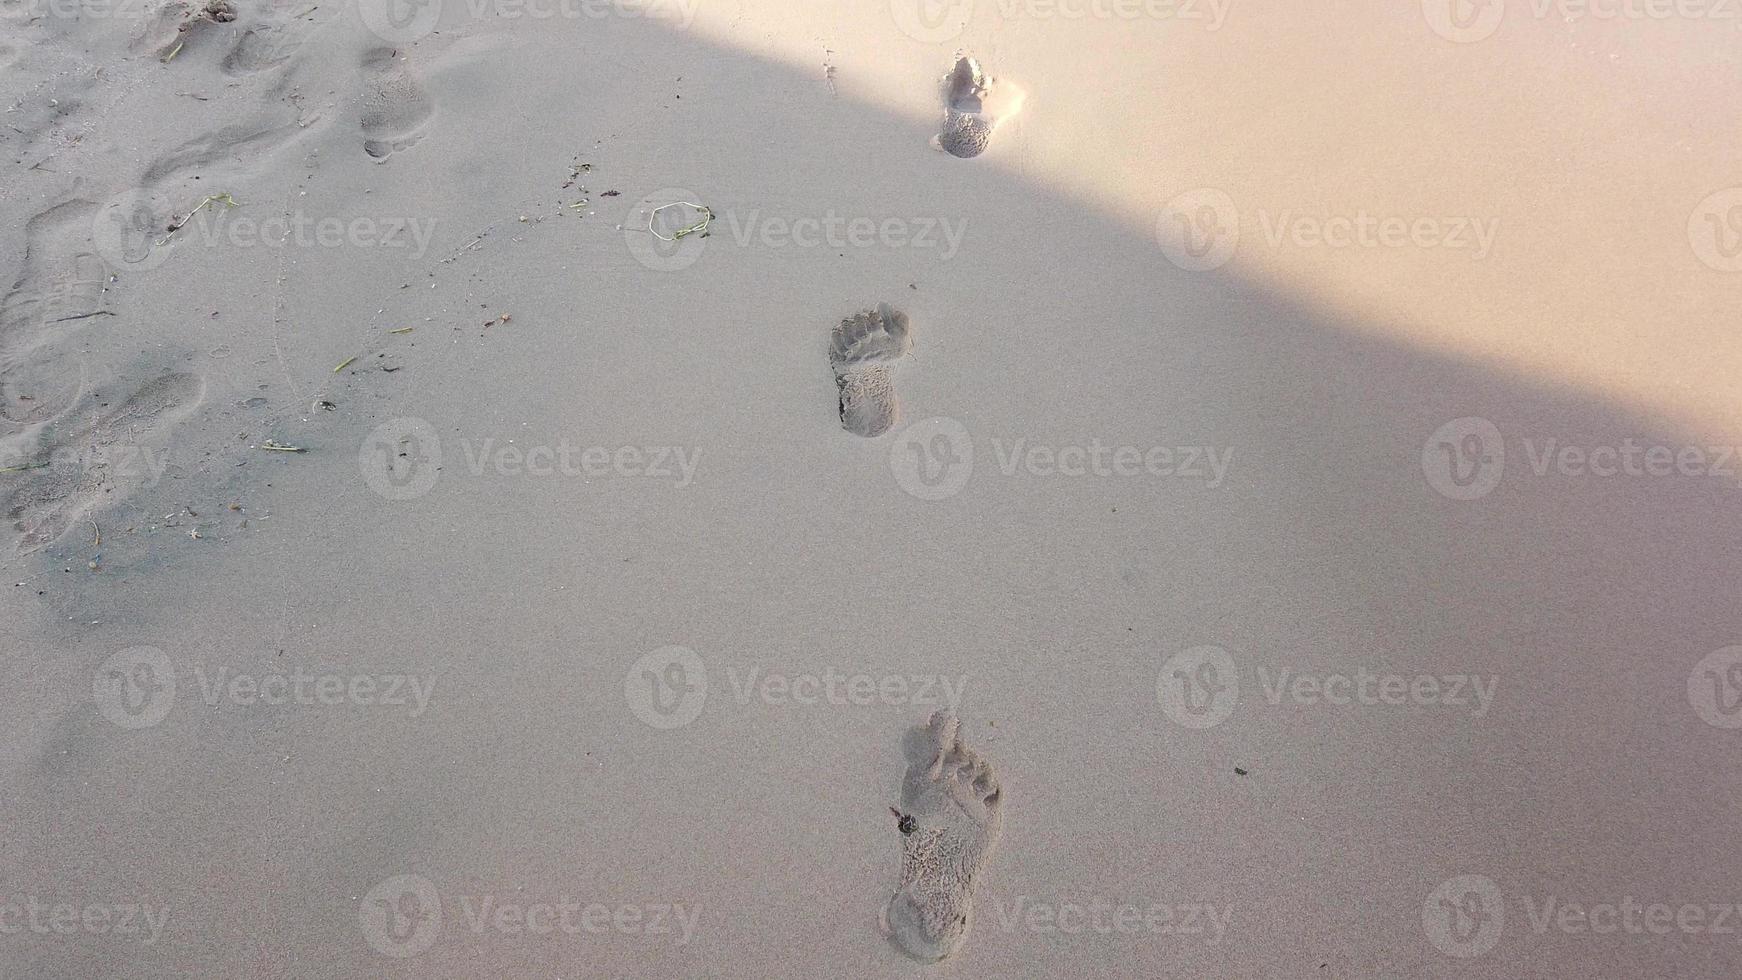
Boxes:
[933,56,1025,159]
[359,47,434,160]
[3,372,205,552]
[222,24,304,75]
[883,710,1004,963]
[0,201,109,426]
[220,1,330,75]
[830,304,913,438]
[129,0,237,62]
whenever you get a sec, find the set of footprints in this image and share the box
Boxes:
[127,0,435,159]
[4,25,1008,958]
[836,81,1013,958]
[0,20,438,550]
[861,71,1016,954]
[128,0,316,77]
[824,57,1023,436]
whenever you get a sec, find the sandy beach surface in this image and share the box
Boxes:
[3,0,1741,976]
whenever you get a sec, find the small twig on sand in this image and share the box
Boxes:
[156,192,241,246]
[255,440,306,453]
[440,228,492,263]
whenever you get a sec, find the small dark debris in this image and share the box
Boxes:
[1234,766,1248,776]
[889,807,916,835]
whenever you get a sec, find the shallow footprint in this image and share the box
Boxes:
[829,304,912,438]
[222,25,303,75]
[0,201,107,426]
[359,47,434,160]
[933,56,1025,159]
[882,710,1004,963]
[4,371,205,551]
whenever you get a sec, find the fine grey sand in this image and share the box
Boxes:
[2,2,1741,978]
[884,710,1003,962]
